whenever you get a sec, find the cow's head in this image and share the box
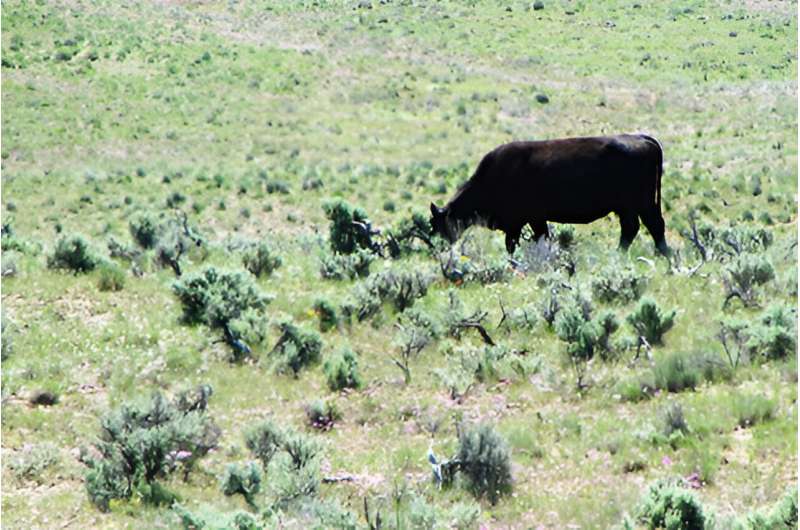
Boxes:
[430,202,459,243]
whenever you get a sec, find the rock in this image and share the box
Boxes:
[29,390,59,406]
[729,31,738,37]
[533,1,544,10]
[535,93,549,104]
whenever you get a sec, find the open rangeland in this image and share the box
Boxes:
[1,1,797,528]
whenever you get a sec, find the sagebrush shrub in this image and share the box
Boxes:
[305,399,341,431]
[653,352,701,393]
[627,297,676,345]
[242,241,282,277]
[456,424,513,505]
[173,267,270,329]
[385,211,435,258]
[129,211,160,249]
[323,348,363,391]
[270,321,322,375]
[636,478,709,530]
[323,199,376,254]
[313,299,339,332]
[554,224,575,249]
[319,248,375,280]
[245,419,284,469]
[591,264,648,304]
[736,487,798,530]
[661,403,689,438]
[84,387,220,511]
[349,269,433,322]
[722,253,775,307]
[221,462,262,508]
[48,234,99,273]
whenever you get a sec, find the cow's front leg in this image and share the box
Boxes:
[504,227,521,254]
[530,220,550,241]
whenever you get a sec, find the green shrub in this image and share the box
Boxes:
[129,212,160,249]
[732,394,776,428]
[735,487,798,530]
[722,253,775,307]
[385,211,436,258]
[245,419,285,469]
[636,478,710,530]
[320,248,375,280]
[313,299,339,332]
[720,306,796,364]
[97,261,125,291]
[654,352,701,393]
[48,234,99,273]
[627,297,676,345]
[8,442,60,484]
[242,241,282,277]
[305,399,341,431]
[323,199,376,254]
[455,424,513,505]
[323,348,363,391]
[221,462,262,508]
[348,269,433,322]
[592,264,648,304]
[270,322,322,376]
[662,402,689,438]
[173,267,270,329]
[84,387,220,511]
[554,300,618,387]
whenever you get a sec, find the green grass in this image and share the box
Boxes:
[1,0,797,528]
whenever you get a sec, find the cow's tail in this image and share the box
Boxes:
[640,134,663,209]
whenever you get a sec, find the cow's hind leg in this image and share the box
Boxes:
[640,206,670,256]
[530,220,550,242]
[618,211,640,251]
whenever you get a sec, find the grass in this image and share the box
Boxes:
[1,0,797,528]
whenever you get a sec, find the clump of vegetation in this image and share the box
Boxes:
[220,462,261,508]
[554,298,619,388]
[635,478,710,530]
[591,263,648,304]
[627,297,676,345]
[449,424,513,505]
[313,298,339,332]
[47,234,99,273]
[319,248,374,280]
[97,261,125,291]
[735,487,798,530]
[83,387,220,511]
[129,212,160,249]
[323,199,378,254]
[323,347,363,391]
[173,267,270,358]
[305,399,341,431]
[653,352,702,393]
[269,321,322,376]
[660,402,690,447]
[553,224,575,249]
[245,419,285,470]
[732,394,776,428]
[722,253,775,307]
[385,211,436,258]
[1,221,37,255]
[437,237,511,285]
[242,241,282,277]
[347,269,433,322]
[719,305,796,366]
[8,442,60,485]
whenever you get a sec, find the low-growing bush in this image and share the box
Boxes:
[83,387,221,511]
[313,299,339,332]
[97,261,125,291]
[245,419,284,469]
[48,234,99,273]
[242,241,282,277]
[129,211,160,249]
[732,394,776,428]
[554,299,619,387]
[347,269,433,322]
[323,199,377,255]
[627,297,676,345]
[661,402,689,438]
[319,248,375,280]
[305,399,341,431]
[455,424,513,505]
[221,462,262,508]
[591,263,648,304]
[735,487,798,530]
[323,348,363,391]
[653,352,701,393]
[635,478,710,530]
[554,224,576,249]
[269,322,322,376]
[719,305,796,365]
[722,253,775,307]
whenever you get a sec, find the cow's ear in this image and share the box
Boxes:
[430,202,442,217]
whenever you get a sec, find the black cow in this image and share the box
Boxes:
[429,134,669,255]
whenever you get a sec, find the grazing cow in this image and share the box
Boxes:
[429,134,669,255]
